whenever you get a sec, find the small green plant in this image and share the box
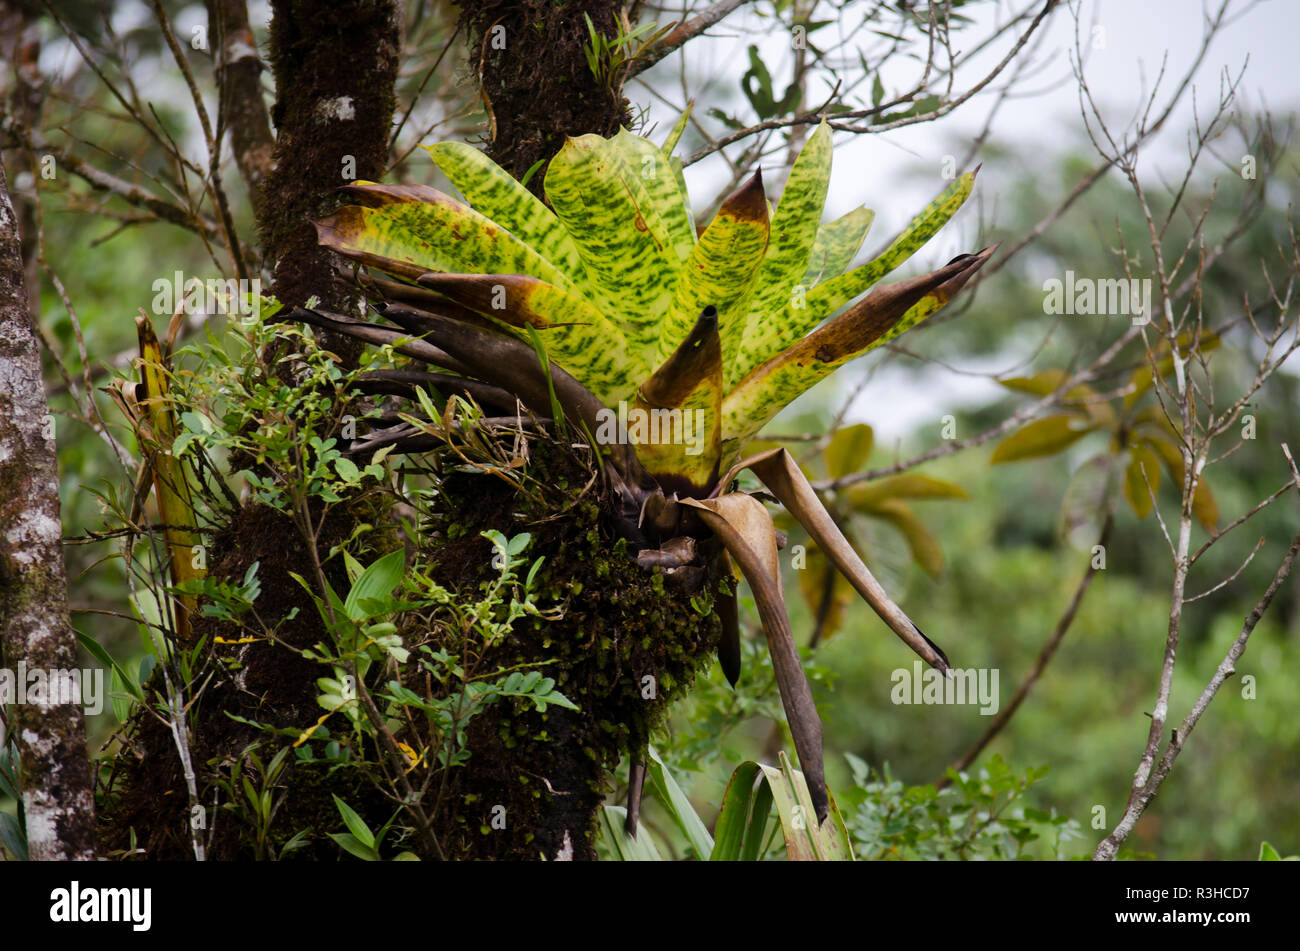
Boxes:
[328,795,418,861]
[842,753,1082,860]
[212,742,308,861]
[581,12,672,88]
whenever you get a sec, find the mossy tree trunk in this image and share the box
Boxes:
[457,0,632,192]
[260,0,400,363]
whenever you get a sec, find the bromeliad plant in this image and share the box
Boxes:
[295,115,992,829]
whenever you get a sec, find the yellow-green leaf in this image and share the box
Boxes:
[825,423,874,479]
[657,171,769,366]
[730,121,833,383]
[314,182,573,287]
[802,205,875,287]
[738,169,976,380]
[1123,444,1162,519]
[611,128,696,264]
[847,473,969,510]
[990,415,1097,464]
[871,498,944,578]
[423,141,585,276]
[544,134,682,352]
[723,248,993,456]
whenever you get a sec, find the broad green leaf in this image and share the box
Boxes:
[332,794,375,850]
[344,550,405,621]
[825,423,875,479]
[710,761,763,861]
[847,473,969,509]
[315,183,574,288]
[646,746,715,859]
[1123,444,1162,519]
[802,205,875,288]
[611,128,695,264]
[730,121,833,383]
[328,831,380,861]
[423,141,585,276]
[657,172,769,366]
[990,415,1097,464]
[742,770,775,861]
[544,134,682,351]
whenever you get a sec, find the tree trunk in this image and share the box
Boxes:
[457,0,632,191]
[260,0,400,365]
[0,160,96,861]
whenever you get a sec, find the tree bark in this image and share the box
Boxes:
[0,0,43,314]
[457,0,632,191]
[0,160,96,861]
[260,0,400,365]
[208,0,276,223]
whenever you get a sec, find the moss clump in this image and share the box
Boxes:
[420,436,725,859]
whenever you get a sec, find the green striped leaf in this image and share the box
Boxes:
[722,248,993,453]
[808,169,976,314]
[414,272,644,404]
[735,170,976,383]
[314,182,573,288]
[669,155,696,238]
[730,121,833,386]
[660,101,693,156]
[422,141,585,276]
[802,205,875,286]
[598,806,666,860]
[543,134,682,351]
[656,171,769,366]
[646,746,714,860]
[611,128,695,264]
[709,761,765,861]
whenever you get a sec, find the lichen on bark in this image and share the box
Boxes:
[0,161,97,861]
